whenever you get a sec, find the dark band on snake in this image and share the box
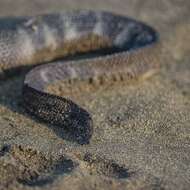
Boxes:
[0,10,160,144]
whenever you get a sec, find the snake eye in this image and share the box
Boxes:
[23,18,40,33]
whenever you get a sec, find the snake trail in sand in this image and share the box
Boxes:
[0,10,160,144]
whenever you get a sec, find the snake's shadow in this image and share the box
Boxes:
[45,105,93,145]
[22,84,94,145]
[0,75,93,145]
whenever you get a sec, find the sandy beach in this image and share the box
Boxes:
[0,0,189,189]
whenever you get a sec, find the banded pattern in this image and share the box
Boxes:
[0,10,160,144]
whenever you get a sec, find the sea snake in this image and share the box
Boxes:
[0,10,160,144]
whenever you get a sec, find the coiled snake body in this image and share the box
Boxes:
[0,10,160,144]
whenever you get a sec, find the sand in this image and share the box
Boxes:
[0,0,189,189]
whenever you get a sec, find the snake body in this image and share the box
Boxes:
[0,10,160,144]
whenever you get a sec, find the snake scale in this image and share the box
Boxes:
[0,10,160,144]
